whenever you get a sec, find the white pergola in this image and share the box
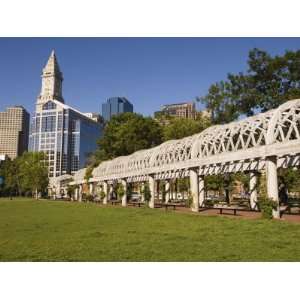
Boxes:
[69,99,300,218]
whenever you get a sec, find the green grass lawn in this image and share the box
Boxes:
[0,198,300,261]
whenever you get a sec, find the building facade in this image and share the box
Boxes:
[29,51,103,178]
[157,102,197,119]
[102,97,133,122]
[0,106,30,159]
[83,113,103,123]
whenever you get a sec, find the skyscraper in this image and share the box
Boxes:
[0,106,30,159]
[29,50,103,177]
[102,97,133,122]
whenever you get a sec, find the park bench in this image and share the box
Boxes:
[162,202,184,211]
[213,205,241,215]
[154,201,163,208]
[286,198,300,214]
[130,201,145,207]
[230,196,250,210]
[110,200,121,205]
[203,197,227,208]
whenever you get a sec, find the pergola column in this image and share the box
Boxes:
[74,187,79,201]
[189,168,199,212]
[78,184,82,202]
[165,180,170,203]
[57,182,61,199]
[102,181,108,204]
[89,183,94,195]
[140,182,145,202]
[121,179,127,207]
[249,171,258,210]
[266,155,280,218]
[198,175,205,207]
[148,175,155,208]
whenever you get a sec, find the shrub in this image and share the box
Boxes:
[142,183,151,203]
[81,193,87,201]
[258,197,278,219]
[85,194,94,202]
[67,185,75,199]
[203,199,214,208]
[116,183,125,201]
[99,190,106,202]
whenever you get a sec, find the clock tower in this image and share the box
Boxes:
[37,50,64,108]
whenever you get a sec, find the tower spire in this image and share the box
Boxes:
[37,50,64,104]
[43,49,62,78]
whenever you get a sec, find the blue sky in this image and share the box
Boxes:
[1,37,300,117]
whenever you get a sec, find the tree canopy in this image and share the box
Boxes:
[162,115,211,141]
[0,157,21,196]
[92,112,163,165]
[90,111,212,166]
[0,152,48,198]
[200,48,300,124]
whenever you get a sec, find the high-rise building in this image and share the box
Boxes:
[0,106,30,159]
[156,102,197,119]
[29,50,103,178]
[102,97,133,122]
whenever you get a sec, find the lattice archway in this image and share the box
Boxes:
[72,98,300,184]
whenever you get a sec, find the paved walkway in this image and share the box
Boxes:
[85,200,300,223]
[152,203,300,223]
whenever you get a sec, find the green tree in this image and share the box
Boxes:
[116,183,125,201]
[197,81,239,124]
[0,158,21,196]
[278,168,300,191]
[18,152,49,199]
[142,183,151,203]
[162,116,211,141]
[204,174,224,194]
[233,172,250,193]
[99,189,106,202]
[200,48,300,124]
[67,185,76,199]
[93,112,163,164]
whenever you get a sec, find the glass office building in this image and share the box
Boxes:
[102,97,133,122]
[29,100,102,177]
[29,51,102,177]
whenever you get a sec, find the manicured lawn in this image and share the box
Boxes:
[0,198,300,261]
